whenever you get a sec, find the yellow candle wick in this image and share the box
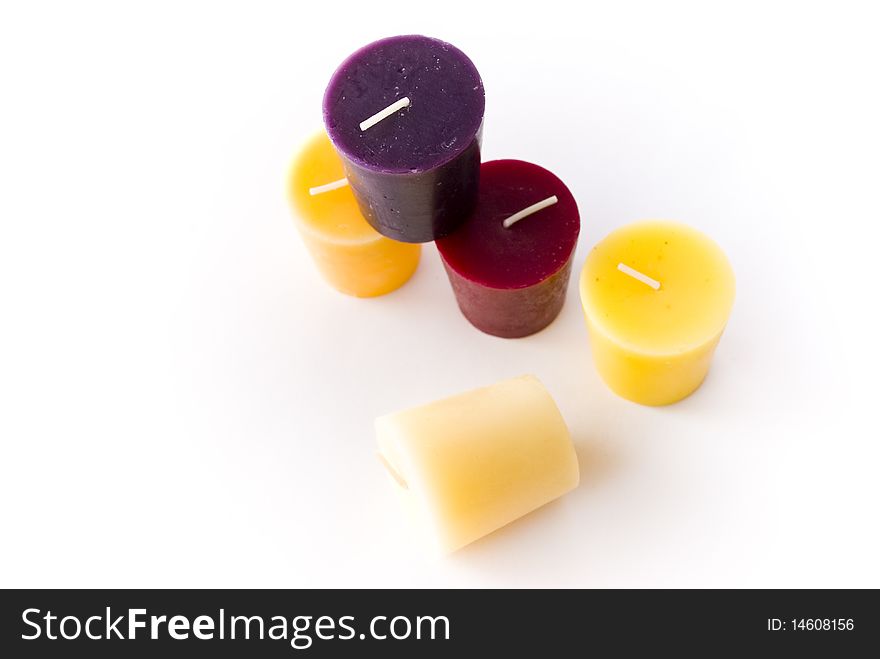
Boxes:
[617,262,661,290]
[377,453,409,490]
[308,177,349,196]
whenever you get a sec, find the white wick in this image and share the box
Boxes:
[308,177,349,196]
[502,195,559,229]
[359,96,411,131]
[617,263,661,290]
[377,453,409,490]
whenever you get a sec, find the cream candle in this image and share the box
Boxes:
[287,132,420,297]
[376,375,579,554]
[579,220,735,406]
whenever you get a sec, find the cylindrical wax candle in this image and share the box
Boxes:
[323,35,485,243]
[579,221,735,405]
[376,375,579,554]
[436,160,580,338]
[288,132,420,297]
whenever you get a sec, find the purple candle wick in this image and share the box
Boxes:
[359,97,411,132]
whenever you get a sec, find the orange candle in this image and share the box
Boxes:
[287,132,420,297]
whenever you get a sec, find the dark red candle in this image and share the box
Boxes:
[323,35,485,244]
[436,160,580,338]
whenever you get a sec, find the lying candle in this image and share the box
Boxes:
[579,221,735,405]
[323,35,485,243]
[287,132,420,297]
[376,375,579,553]
[436,160,580,338]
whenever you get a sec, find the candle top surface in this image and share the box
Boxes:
[436,160,580,289]
[580,221,736,354]
[288,131,379,243]
[323,35,485,174]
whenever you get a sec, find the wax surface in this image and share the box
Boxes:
[323,35,485,243]
[436,160,580,338]
[579,221,735,405]
[376,375,579,554]
[288,132,420,297]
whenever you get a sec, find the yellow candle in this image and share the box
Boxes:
[287,132,420,297]
[376,375,579,554]
[579,221,735,406]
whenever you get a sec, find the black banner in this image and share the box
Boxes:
[1,589,876,656]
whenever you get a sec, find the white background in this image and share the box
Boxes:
[2,1,878,588]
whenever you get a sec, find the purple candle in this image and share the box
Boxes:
[436,160,580,338]
[323,35,485,243]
